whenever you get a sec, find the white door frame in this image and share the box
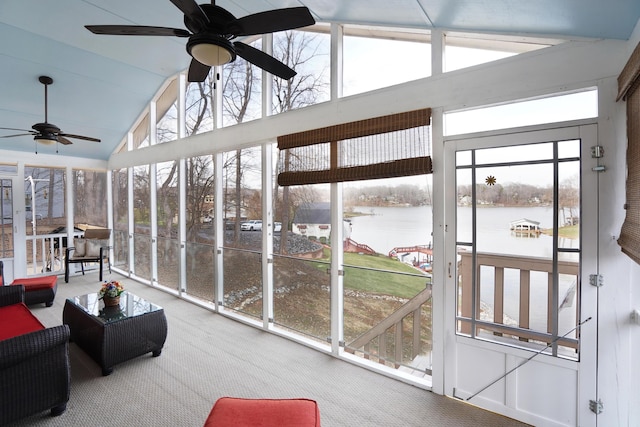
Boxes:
[441,122,598,426]
[0,174,27,281]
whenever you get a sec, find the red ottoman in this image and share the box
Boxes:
[204,398,321,427]
[10,275,58,307]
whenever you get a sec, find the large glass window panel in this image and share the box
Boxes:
[343,175,433,377]
[185,155,215,301]
[272,181,330,342]
[133,165,151,280]
[157,103,178,143]
[112,169,129,271]
[222,39,262,126]
[343,27,430,97]
[156,79,179,143]
[222,147,262,317]
[156,161,179,290]
[73,170,107,228]
[186,79,215,136]
[272,30,330,113]
[444,33,558,73]
[444,90,598,136]
[186,241,215,302]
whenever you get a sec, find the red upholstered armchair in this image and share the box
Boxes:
[0,285,71,424]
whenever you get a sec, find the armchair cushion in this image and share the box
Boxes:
[0,303,45,341]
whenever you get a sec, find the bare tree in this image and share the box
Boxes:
[221,52,261,242]
[272,30,329,253]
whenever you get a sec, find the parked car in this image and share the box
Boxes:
[274,222,282,232]
[241,220,262,231]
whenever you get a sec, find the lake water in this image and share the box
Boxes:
[349,205,577,258]
[348,205,578,331]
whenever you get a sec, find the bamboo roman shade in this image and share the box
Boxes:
[617,42,640,264]
[277,108,432,186]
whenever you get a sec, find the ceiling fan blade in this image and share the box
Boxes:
[187,58,211,82]
[0,127,34,133]
[230,7,315,36]
[57,136,73,145]
[171,0,209,32]
[85,25,190,37]
[0,133,33,138]
[234,42,296,80]
[59,133,101,143]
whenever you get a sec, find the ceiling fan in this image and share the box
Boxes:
[85,0,316,82]
[0,75,101,146]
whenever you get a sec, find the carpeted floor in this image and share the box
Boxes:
[10,271,529,426]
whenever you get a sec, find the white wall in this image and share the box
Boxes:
[605,18,640,427]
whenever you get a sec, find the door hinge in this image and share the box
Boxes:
[589,274,603,287]
[591,145,604,158]
[589,399,603,414]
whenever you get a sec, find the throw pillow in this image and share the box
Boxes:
[86,239,108,257]
[73,238,86,257]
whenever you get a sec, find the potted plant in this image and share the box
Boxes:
[99,280,125,307]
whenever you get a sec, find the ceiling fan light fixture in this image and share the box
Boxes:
[187,34,235,66]
[34,133,57,145]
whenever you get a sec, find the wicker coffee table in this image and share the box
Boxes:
[63,291,167,376]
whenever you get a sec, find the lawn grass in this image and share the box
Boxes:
[306,250,429,299]
[542,224,579,239]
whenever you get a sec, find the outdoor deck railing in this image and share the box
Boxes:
[457,250,580,351]
[26,231,83,275]
[345,284,433,374]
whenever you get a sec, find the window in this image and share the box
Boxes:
[343,26,430,97]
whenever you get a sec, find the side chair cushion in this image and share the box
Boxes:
[11,275,57,291]
[0,303,45,341]
[204,397,321,427]
[73,238,86,257]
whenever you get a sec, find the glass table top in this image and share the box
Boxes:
[66,292,163,324]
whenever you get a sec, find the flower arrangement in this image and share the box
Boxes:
[98,280,125,299]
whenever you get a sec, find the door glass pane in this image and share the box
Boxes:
[456,140,581,359]
[0,179,13,258]
[559,160,580,250]
[475,163,553,256]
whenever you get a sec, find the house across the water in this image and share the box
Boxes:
[509,218,541,233]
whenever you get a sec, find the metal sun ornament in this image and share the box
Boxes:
[485,175,497,186]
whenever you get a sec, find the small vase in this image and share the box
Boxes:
[103,295,120,307]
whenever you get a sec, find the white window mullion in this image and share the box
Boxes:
[150,163,158,285]
[127,159,135,277]
[331,181,344,354]
[178,73,187,292]
[262,144,274,328]
[214,152,224,309]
